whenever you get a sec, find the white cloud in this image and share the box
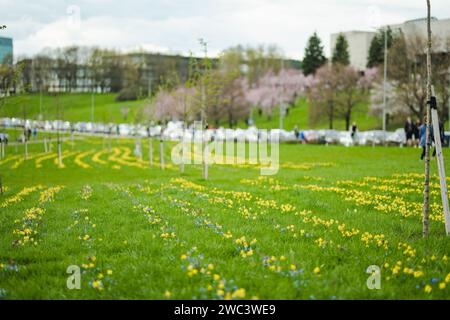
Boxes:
[3,0,450,60]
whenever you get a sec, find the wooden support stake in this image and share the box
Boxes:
[431,97,450,235]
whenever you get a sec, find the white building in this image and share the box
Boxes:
[331,17,450,71]
[330,31,375,71]
[389,17,450,52]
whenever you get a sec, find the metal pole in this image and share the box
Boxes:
[382,26,388,132]
[39,86,42,117]
[91,90,94,124]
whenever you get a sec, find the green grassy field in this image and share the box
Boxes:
[0,136,449,300]
[1,93,382,130]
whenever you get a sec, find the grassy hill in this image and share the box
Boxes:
[0,138,449,299]
[1,93,383,130]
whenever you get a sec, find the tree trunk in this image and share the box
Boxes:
[423,0,432,237]
[160,139,165,170]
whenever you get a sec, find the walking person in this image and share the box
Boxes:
[419,117,434,160]
[404,117,414,146]
[351,122,358,143]
[294,125,300,143]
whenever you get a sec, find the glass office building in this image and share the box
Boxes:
[0,37,13,65]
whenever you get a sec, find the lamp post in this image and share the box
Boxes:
[91,89,94,124]
[382,26,388,132]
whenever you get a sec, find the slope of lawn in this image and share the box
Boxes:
[236,99,381,131]
[0,93,150,123]
[0,137,449,299]
[1,94,383,130]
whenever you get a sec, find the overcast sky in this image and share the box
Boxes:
[2,0,450,60]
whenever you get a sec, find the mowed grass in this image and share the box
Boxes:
[0,136,449,300]
[1,93,149,123]
[2,94,382,130]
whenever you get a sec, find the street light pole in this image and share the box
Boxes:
[91,90,94,123]
[382,26,388,132]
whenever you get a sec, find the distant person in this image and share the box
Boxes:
[32,127,37,140]
[419,118,434,160]
[404,117,414,146]
[294,125,300,142]
[413,119,420,147]
[27,128,32,141]
[300,131,307,144]
[351,122,358,140]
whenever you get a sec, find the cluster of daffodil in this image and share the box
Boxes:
[157,177,450,297]
[235,236,257,258]
[1,185,44,208]
[92,149,109,166]
[39,186,64,204]
[80,256,113,292]
[242,173,445,224]
[159,225,177,240]
[106,183,134,197]
[12,207,46,246]
[295,183,444,223]
[74,150,95,169]
[180,247,249,300]
[80,185,93,200]
[10,152,44,169]
[166,183,329,289]
[217,179,442,281]
[123,186,250,300]
[68,209,97,245]
[169,196,236,241]
[167,193,260,260]
[0,154,21,167]
[280,162,335,170]
[262,255,305,276]
[360,232,389,250]
[54,151,80,168]
[131,202,176,240]
[35,152,59,169]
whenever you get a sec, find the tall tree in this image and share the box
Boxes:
[332,34,350,66]
[367,27,393,68]
[302,32,327,75]
[308,65,338,129]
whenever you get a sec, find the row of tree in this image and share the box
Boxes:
[302,28,450,128]
[369,29,450,125]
